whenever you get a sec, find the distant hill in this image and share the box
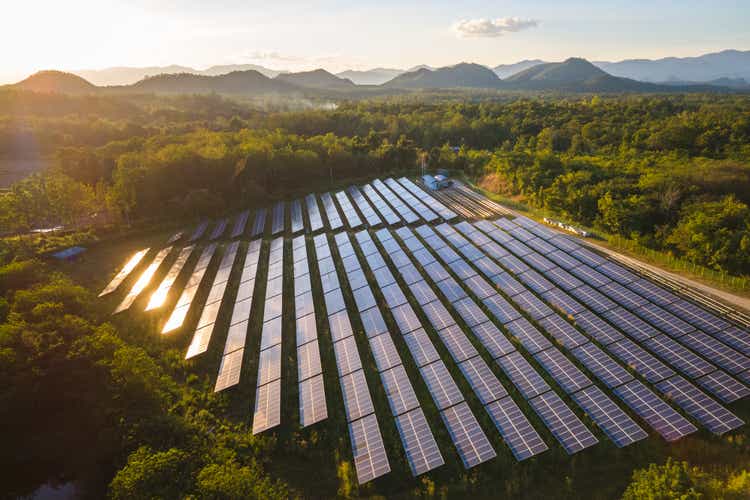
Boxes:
[594,49,750,83]
[383,63,501,89]
[13,71,97,94]
[336,68,404,85]
[503,58,666,91]
[275,69,356,89]
[125,70,298,95]
[494,60,546,79]
[73,64,284,86]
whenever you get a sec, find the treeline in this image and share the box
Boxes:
[1,91,750,275]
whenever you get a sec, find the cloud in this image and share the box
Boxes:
[453,17,539,38]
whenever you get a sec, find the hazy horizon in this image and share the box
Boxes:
[3,0,749,84]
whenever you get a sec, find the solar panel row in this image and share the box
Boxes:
[209,218,228,240]
[320,192,344,230]
[162,243,218,334]
[372,179,419,223]
[230,210,250,239]
[311,233,390,483]
[146,245,197,311]
[251,208,267,238]
[335,191,363,229]
[253,237,285,434]
[398,177,457,221]
[384,178,437,222]
[186,241,240,359]
[215,240,262,392]
[376,227,548,462]
[113,246,174,314]
[293,235,327,427]
[290,199,304,235]
[336,231,444,476]
[347,185,382,227]
[188,220,209,242]
[271,201,285,235]
[305,194,324,233]
[362,184,400,225]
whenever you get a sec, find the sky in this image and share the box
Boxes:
[2,0,749,83]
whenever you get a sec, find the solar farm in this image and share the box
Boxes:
[97,176,750,485]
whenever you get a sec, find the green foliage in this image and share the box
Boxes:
[109,447,194,500]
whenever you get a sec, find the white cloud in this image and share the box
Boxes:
[453,17,539,38]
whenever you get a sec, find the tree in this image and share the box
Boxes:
[622,459,701,500]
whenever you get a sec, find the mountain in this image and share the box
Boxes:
[73,64,284,86]
[503,58,665,91]
[13,71,97,94]
[274,69,356,89]
[494,60,546,79]
[125,70,298,95]
[336,68,404,85]
[594,49,750,83]
[383,63,501,89]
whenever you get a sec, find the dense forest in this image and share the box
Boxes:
[2,89,750,497]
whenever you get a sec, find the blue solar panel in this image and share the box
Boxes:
[571,385,647,448]
[395,408,445,476]
[485,397,548,461]
[529,391,598,455]
[513,291,555,320]
[541,288,586,317]
[537,315,588,349]
[697,370,750,404]
[470,321,517,359]
[497,352,551,399]
[534,348,592,394]
[420,360,464,410]
[645,335,715,379]
[635,303,696,338]
[603,307,659,343]
[608,338,675,384]
[679,332,750,375]
[572,343,633,389]
[441,402,497,468]
[482,294,522,324]
[457,356,508,405]
[505,317,553,354]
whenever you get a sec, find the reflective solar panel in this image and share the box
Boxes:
[340,369,375,422]
[438,324,479,363]
[492,272,527,296]
[665,300,731,335]
[603,307,659,343]
[608,338,675,384]
[571,385,647,448]
[498,254,531,275]
[403,328,441,367]
[680,332,750,375]
[656,376,744,435]
[534,348,591,394]
[537,315,588,349]
[483,294,522,324]
[470,321,517,359]
[613,380,697,441]
[452,298,486,328]
[440,402,496,468]
[348,413,391,484]
[546,250,583,272]
[485,396,548,461]
[100,248,150,297]
[458,356,508,405]
[436,278,468,303]
[635,303,696,339]
[422,300,455,330]
[250,209,267,238]
[420,360,464,410]
[568,285,617,314]
[329,309,354,342]
[334,336,363,377]
[645,335,715,379]
[505,317,553,354]
[395,408,445,476]
[497,351,551,399]
[214,348,244,392]
[422,261,451,283]
[297,340,322,381]
[529,391,598,455]
[513,291,555,320]
[324,289,347,315]
[715,326,750,358]
[252,378,281,434]
[409,280,440,306]
[299,374,328,427]
[571,247,607,267]
[391,303,423,334]
[573,310,625,345]
[271,201,285,235]
[569,265,611,289]
[517,269,555,294]
[572,343,633,389]
[544,266,585,291]
[369,333,402,372]
[627,278,679,307]
[601,282,648,310]
[541,288,585,317]
[381,364,420,416]
[297,312,318,346]
[697,370,750,403]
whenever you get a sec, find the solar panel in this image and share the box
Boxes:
[324,289,347,315]
[214,348,244,392]
[569,265,611,289]
[568,285,617,314]
[270,201,285,235]
[458,356,508,405]
[505,318,553,354]
[627,278,679,307]
[571,385,647,448]
[348,413,391,484]
[295,312,317,346]
[381,365,420,416]
[162,244,218,333]
[485,396,548,461]
[608,338,675,384]
[634,303,695,339]
[188,220,209,242]
[252,378,281,434]
[497,351,551,399]
[395,408,445,476]
[340,369,375,422]
[464,275,497,300]
[384,303,420,335]
[666,300,731,335]
[534,348,591,394]
[452,298,486,328]
[549,235,581,253]
[299,374,328,427]
[305,194,324,233]
[601,282,648,310]
[545,266,585,290]
[441,402,496,468]
[679,332,750,375]
[422,261,451,283]
[540,288,585,317]
[114,246,173,313]
[524,238,557,256]
[715,326,750,358]
[438,324,479,363]
[573,310,624,345]
[403,328,441,367]
[409,280,440,306]
[492,272,527,297]
[572,343,633,389]
[613,380,697,441]
[256,344,282,386]
[517,269,555,294]
[483,294,522,324]
[381,283,409,309]
[209,218,228,240]
[470,321,517,359]
[513,291,555,320]
[334,336,363,377]
[250,209,267,238]
[145,245,196,310]
[537,315,588,349]
[656,376,744,435]
[645,335,715,379]
[369,333,402,372]
[353,286,377,312]
[603,307,659,343]
[421,300,454,330]
[571,247,607,267]
[436,278,468,303]
[420,360,464,410]
[448,260,478,281]
[297,340,323,381]
[546,250,583,271]
[290,199,304,234]
[529,391,598,454]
